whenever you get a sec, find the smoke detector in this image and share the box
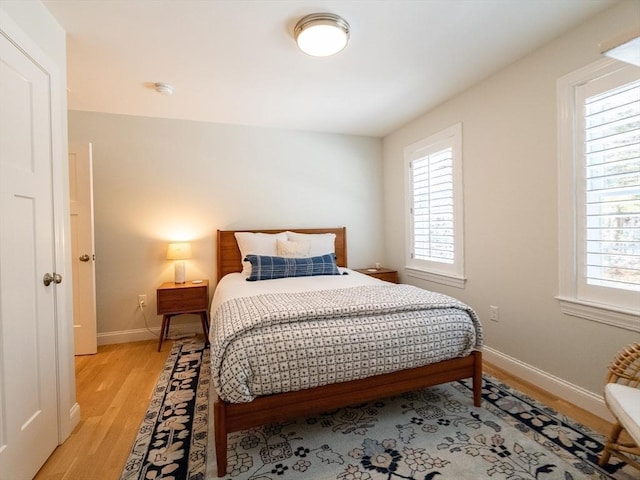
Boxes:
[154,82,174,95]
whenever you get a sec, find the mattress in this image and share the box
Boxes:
[210,269,483,403]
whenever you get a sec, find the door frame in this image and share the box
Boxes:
[0,8,80,443]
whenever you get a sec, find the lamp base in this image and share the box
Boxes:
[174,261,186,284]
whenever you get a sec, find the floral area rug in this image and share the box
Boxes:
[121,339,636,480]
[120,339,210,480]
[210,380,634,480]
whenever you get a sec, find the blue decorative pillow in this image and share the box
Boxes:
[245,253,340,281]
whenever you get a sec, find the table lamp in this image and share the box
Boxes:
[167,242,192,284]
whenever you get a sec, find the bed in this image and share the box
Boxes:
[211,227,483,477]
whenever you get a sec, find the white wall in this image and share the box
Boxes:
[382,0,640,402]
[68,111,383,341]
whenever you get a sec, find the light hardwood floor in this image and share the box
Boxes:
[34,340,173,480]
[34,341,612,480]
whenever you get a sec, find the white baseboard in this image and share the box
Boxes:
[97,321,202,346]
[69,401,81,432]
[483,346,613,423]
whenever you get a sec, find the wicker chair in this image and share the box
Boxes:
[598,342,640,471]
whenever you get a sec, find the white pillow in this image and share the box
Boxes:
[286,232,336,257]
[276,239,311,258]
[234,232,288,275]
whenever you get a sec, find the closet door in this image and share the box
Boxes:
[0,28,60,479]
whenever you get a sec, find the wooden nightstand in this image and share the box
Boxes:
[354,268,399,284]
[156,280,210,351]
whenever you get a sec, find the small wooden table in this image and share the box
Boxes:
[156,280,210,351]
[354,267,399,284]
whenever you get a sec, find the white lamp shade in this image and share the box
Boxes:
[167,242,192,260]
[295,13,350,57]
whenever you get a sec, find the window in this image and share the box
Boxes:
[405,123,465,288]
[557,59,639,331]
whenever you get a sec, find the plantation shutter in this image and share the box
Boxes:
[411,147,454,264]
[583,79,640,292]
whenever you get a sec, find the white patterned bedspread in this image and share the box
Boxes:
[210,270,483,403]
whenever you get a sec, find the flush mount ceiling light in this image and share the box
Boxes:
[154,82,174,95]
[294,13,350,57]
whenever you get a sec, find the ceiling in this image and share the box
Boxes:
[43,0,616,137]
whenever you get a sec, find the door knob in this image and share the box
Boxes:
[43,273,63,286]
[79,254,91,262]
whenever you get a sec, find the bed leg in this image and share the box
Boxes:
[472,350,483,407]
[214,399,228,477]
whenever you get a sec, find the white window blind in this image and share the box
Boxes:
[557,58,639,331]
[404,123,464,287]
[411,148,455,264]
[582,80,640,293]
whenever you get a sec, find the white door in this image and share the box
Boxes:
[69,143,97,355]
[0,29,60,479]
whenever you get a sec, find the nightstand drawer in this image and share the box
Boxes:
[354,268,399,284]
[370,271,399,283]
[157,282,209,314]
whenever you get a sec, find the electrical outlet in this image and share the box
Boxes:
[489,305,499,322]
[138,294,147,307]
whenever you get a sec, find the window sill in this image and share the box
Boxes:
[556,296,640,332]
[405,267,466,289]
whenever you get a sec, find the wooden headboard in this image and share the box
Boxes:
[216,227,347,282]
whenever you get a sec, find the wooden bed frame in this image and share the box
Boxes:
[213,227,483,477]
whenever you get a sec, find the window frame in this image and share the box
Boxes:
[404,123,465,288]
[556,58,639,332]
